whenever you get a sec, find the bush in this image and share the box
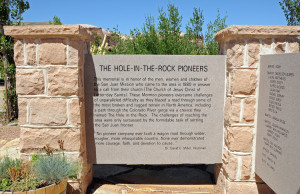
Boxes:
[33,154,78,185]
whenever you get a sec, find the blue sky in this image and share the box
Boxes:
[23,0,287,35]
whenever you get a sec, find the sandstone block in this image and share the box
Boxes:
[14,39,24,66]
[248,38,260,67]
[47,68,79,96]
[18,98,27,125]
[30,98,67,125]
[241,155,252,180]
[39,38,66,65]
[69,38,84,66]
[274,38,286,54]
[16,69,45,95]
[226,39,245,67]
[20,128,81,152]
[242,98,256,123]
[226,182,275,194]
[222,149,238,180]
[261,38,273,55]
[224,97,241,125]
[287,37,299,52]
[225,127,254,152]
[26,38,37,65]
[231,69,257,95]
[69,98,82,126]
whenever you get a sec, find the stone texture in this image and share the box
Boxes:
[14,39,24,66]
[226,39,244,67]
[215,25,300,42]
[248,38,260,67]
[20,128,81,152]
[226,182,275,194]
[25,38,37,65]
[225,127,254,152]
[4,25,94,41]
[241,155,252,180]
[30,98,67,125]
[231,69,257,95]
[213,165,226,194]
[287,37,300,52]
[47,68,79,95]
[69,98,82,126]
[0,138,20,160]
[242,98,256,123]
[18,98,27,125]
[39,38,67,65]
[224,97,241,125]
[16,69,45,95]
[261,38,273,55]
[222,149,238,180]
[69,38,85,66]
[274,37,286,54]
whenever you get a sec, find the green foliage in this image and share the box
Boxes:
[105,4,227,55]
[279,0,300,25]
[11,0,30,25]
[0,156,21,181]
[91,32,103,54]
[0,0,29,121]
[33,154,78,185]
[203,9,227,55]
[49,15,62,25]
[0,178,9,190]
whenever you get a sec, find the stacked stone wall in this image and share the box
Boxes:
[215,25,300,193]
[5,25,94,193]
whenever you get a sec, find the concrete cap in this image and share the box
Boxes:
[215,25,300,42]
[4,25,94,41]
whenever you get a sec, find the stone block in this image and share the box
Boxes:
[222,149,238,180]
[242,98,256,123]
[18,98,27,125]
[226,182,275,194]
[69,98,82,126]
[224,97,241,125]
[261,38,273,55]
[14,39,24,66]
[16,69,44,95]
[47,68,79,96]
[30,98,67,125]
[231,69,257,95]
[225,127,254,152]
[69,38,84,66]
[248,38,260,67]
[39,38,66,65]
[20,127,81,152]
[274,37,286,54]
[26,38,37,65]
[241,155,252,180]
[226,39,245,67]
[287,37,299,52]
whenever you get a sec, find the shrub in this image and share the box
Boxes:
[33,154,78,185]
[0,156,21,181]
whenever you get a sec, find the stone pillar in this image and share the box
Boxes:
[4,25,93,193]
[215,25,300,193]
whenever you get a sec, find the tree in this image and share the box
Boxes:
[49,16,62,25]
[204,9,227,55]
[0,0,29,121]
[105,3,227,56]
[279,0,300,25]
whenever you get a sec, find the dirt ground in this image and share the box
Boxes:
[0,125,20,148]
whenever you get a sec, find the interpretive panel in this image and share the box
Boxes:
[91,55,225,164]
[256,53,300,194]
